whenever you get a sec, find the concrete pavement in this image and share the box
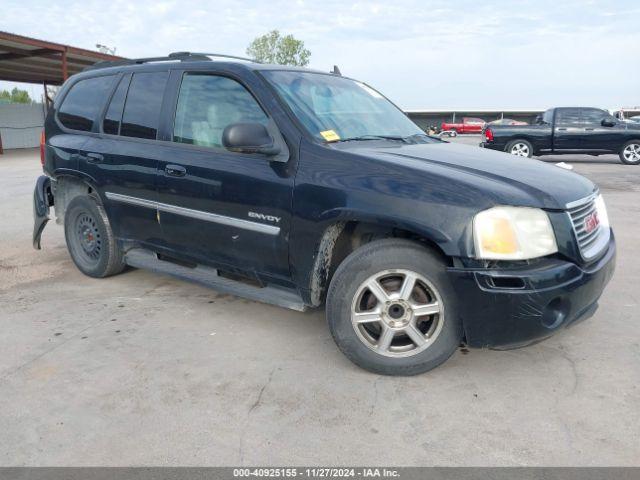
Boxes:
[0,147,638,466]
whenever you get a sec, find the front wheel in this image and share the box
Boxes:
[326,239,462,375]
[506,139,534,158]
[619,140,640,165]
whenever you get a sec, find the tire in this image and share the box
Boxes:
[506,139,534,158]
[619,140,640,165]
[326,239,462,376]
[64,195,125,278]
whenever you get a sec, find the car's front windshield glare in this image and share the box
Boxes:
[262,71,427,143]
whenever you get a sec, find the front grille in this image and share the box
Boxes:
[567,195,608,260]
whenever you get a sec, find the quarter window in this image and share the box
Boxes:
[120,72,168,140]
[102,74,131,135]
[58,76,115,131]
[173,73,268,148]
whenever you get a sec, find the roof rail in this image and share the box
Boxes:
[84,51,259,71]
[173,52,260,63]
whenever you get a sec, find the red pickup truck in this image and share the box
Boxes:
[441,117,486,134]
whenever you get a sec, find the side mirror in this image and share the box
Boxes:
[601,118,616,127]
[222,122,280,156]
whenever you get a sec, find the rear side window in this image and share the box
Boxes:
[58,76,115,131]
[103,74,131,135]
[556,108,582,126]
[120,72,168,140]
[173,73,268,148]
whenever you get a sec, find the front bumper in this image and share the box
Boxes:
[447,231,616,349]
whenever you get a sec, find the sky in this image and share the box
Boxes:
[1,0,639,110]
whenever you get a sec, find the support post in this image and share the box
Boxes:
[61,47,68,81]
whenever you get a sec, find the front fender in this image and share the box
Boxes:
[317,207,452,247]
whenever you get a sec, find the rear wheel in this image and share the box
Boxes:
[64,195,125,278]
[506,139,533,158]
[619,140,640,165]
[326,239,462,375]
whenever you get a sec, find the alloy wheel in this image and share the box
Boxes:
[510,142,530,157]
[350,269,444,358]
[623,143,640,163]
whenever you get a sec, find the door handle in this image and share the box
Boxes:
[585,128,595,131]
[557,128,567,131]
[86,153,104,164]
[165,164,186,177]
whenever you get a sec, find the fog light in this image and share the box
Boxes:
[541,297,569,329]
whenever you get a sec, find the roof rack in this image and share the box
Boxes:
[178,52,260,63]
[84,51,259,71]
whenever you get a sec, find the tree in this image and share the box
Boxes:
[0,87,32,104]
[246,30,311,66]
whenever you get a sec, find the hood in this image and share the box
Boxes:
[346,141,596,209]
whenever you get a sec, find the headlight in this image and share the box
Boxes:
[473,206,558,260]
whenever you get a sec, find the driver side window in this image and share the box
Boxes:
[582,108,612,125]
[173,73,268,148]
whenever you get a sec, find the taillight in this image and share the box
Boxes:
[40,131,45,166]
[484,128,494,142]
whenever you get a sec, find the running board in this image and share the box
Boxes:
[124,248,307,311]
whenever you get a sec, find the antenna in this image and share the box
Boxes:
[331,65,342,76]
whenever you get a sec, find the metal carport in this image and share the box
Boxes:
[0,31,121,86]
[0,31,122,153]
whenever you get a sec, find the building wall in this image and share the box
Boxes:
[0,103,45,150]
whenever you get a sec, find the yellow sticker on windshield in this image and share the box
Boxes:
[320,129,341,142]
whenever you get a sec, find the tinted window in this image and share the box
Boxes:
[102,75,131,135]
[120,72,168,139]
[58,76,115,131]
[582,108,609,124]
[556,108,582,126]
[542,109,554,124]
[173,74,268,148]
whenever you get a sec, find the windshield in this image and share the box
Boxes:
[262,71,425,142]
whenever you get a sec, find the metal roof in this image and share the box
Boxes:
[0,31,122,85]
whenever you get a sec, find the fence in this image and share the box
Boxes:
[0,103,46,153]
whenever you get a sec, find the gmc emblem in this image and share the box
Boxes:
[583,211,600,234]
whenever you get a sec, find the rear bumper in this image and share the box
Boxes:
[479,142,505,151]
[447,231,616,349]
[33,175,53,250]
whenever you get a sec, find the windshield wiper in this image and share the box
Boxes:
[404,132,441,143]
[334,134,408,143]
[334,133,436,144]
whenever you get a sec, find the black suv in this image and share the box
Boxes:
[33,52,616,375]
